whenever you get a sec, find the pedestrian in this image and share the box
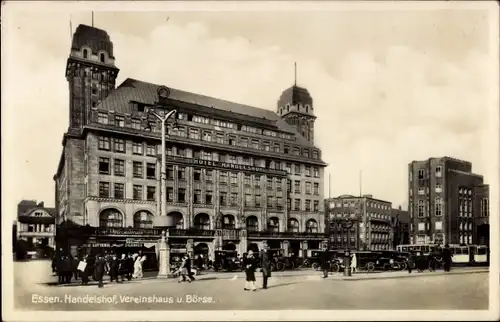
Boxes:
[185,254,196,281]
[351,253,357,274]
[64,255,73,284]
[57,254,65,284]
[442,244,452,272]
[407,253,414,274]
[72,255,80,281]
[126,253,134,281]
[244,250,257,291]
[427,252,436,272]
[109,253,119,283]
[133,253,145,279]
[260,248,272,289]
[94,254,107,288]
[320,249,329,278]
[118,254,128,282]
[78,255,90,285]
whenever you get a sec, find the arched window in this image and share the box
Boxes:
[133,210,154,229]
[268,217,279,232]
[167,212,184,229]
[246,216,258,232]
[222,215,235,229]
[194,213,210,230]
[100,53,105,63]
[83,49,89,59]
[287,219,299,232]
[99,209,123,228]
[306,219,318,233]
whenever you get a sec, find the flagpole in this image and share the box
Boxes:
[328,173,331,199]
[92,11,94,27]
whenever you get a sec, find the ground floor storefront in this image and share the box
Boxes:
[55,222,327,271]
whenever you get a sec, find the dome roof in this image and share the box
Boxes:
[71,24,114,58]
[278,85,313,107]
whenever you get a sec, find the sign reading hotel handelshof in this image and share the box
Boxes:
[165,156,287,175]
[94,227,161,236]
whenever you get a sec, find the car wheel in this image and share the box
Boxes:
[312,262,320,271]
[331,263,340,273]
[366,262,375,272]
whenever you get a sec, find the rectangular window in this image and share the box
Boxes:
[98,137,111,150]
[267,195,274,208]
[178,188,186,202]
[131,119,141,130]
[251,140,259,149]
[293,147,300,156]
[114,159,125,176]
[240,137,249,147]
[287,180,291,192]
[230,193,238,206]
[99,182,110,198]
[314,167,320,178]
[305,182,312,194]
[418,200,424,217]
[244,175,251,185]
[435,184,442,192]
[133,161,143,178]
[294,199,301,211]
[132,142,143,155]
[230,172,238,185]
[114,115,125,127]
[305,200,311,212]
[146,186,156,201]
[167,187,173,202]
[303,150,310,158]
[194,190,201,204]
[202,131,212,142]
[178,167,186,180]
[418,169,424,179]
[220,171,228,183]
[219,192,227,206]
[99,157,110,175]
[263,142,270,151]
[206,190,213,205]
[312,150,318,159]
[189,128,200,140]
[294,164,300,175]
[166,166,174,179]
[418,187,425,195]
[255,195,261,207]
[194,169,202,181]
[418,222,425,231]
[98,112,108,124]
[274,144,280,153]
[146,163,156,179]
[206,170,213,182]
[133,185,143,200]
[113,138,125,153]
[287,198,292,210]
[114,183,124,199]
[435,166,442,177]
[245,194,252,207]
[313,183,319,195]
[294,181,301,194]
[435,221,443,230]
[146,144,156,156]
[313,200,319,212]
[276,197,283,210]
[216,133,225,144]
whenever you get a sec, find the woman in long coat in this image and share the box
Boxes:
[244,250,257,291]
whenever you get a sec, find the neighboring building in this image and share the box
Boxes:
[54,24,328,261]
[16,200,56,249]
[325,194,394,251]
[391,206,410,248]
[408,157,489,246]
[473,184,490,246]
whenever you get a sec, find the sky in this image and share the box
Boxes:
[2,1,499,223]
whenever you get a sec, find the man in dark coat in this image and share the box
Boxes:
[72,255,80,281]
[109,254,119,283]
[64,256,73,284]
[126,253,134,281]
[185,254,196,281]
[407,253,414,274]
[260,248,272,289]
[57,255,65,284]
[442,244,452,272]
[320,249,330,278]
[94,254,107,288]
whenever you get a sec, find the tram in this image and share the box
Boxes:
[395,244,489,266]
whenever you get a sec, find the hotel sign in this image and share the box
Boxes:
[92,228,161,236]
[165,156,287,176]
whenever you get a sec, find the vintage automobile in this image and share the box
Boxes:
[213,250,241,272]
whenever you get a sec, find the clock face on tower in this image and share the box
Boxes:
[157,86,171,99]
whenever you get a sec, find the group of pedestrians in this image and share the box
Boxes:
[407,244,453,274]
[52,251,148,288]
[175,254,196,283]
[242,248,272,291]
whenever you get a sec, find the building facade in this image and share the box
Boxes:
[408,157,489,246]
[390,206,410,248]
[54,24,328,262]
[325,194,394,251]
[16,200,56,249]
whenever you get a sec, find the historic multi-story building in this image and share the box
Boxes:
[473,184,489,246]
[324,194,394,251]
[390,206,410,248]
[408,157,489,246]
[54,24,327,262]
[16,200,56,249]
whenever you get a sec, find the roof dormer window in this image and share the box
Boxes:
[83,49,89,59]
[100,53,105,63]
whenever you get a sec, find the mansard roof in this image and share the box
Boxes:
[97,78,321,150]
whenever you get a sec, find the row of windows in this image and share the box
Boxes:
[410,166,443,181]
[288,180,320,195]
[416,221,444,232]
[96,111,320,160]
[82,48,107,63]
[414,184,443,195]
[287,199,320,212]
[98,182,156,201]
[329,200,391,211]
[370,233,390,240]
[413,198,444,217]
[97,136,321,174]
[98,158,157,179]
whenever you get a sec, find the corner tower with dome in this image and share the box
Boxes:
[54,24,327,268]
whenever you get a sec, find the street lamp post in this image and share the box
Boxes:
[145,86,178,278]
[342,217,354,277]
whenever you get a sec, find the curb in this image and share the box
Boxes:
[338,269,489,281]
